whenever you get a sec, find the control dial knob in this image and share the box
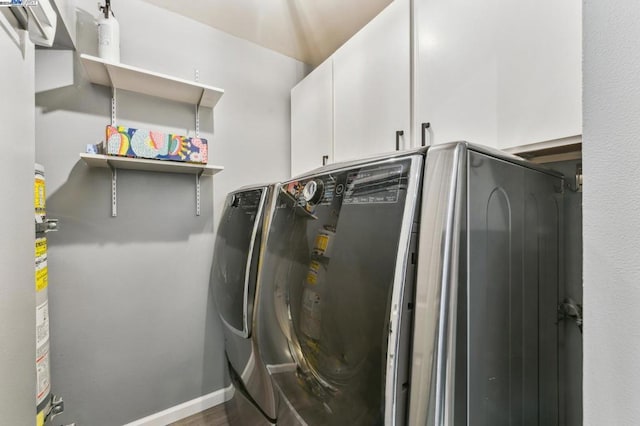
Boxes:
[302,179,324,205]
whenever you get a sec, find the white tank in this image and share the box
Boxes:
[34,164,51,426]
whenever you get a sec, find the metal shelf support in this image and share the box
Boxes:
[106,164,205,217]
[195,104,200,138]
[111,87,117,126]
[108,161,117,217]
[193,68,204,136]
[194,69,200,138]
[196,171,203,216]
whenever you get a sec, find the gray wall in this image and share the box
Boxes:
[0,25,37,425]
[35,1,306,425]
[584,2,640,425]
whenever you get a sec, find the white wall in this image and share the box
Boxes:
[0,24,36,424]
[35,1,306,424]
[583,2,640,425]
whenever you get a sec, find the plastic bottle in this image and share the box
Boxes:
[97,0,120,62]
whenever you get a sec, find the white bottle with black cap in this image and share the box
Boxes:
[97,0,120,62]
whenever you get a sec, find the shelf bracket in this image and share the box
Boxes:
[194,69,200,138]
[108,161,117,217]
[195,104,200,138]
[195,171,203,216]
[111,87,117,126]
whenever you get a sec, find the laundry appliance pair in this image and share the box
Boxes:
[211,142,563,426]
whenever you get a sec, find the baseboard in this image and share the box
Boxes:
[123,385,235,426]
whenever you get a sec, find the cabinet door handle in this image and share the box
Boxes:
[322,155,329,166]
[421,122,431,147]
[395,130,404,151]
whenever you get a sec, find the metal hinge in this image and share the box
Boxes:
[565,163,582,193]
[575,164,583,192]
[558,298,583,334]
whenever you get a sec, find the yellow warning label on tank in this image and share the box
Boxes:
[306,261,321,285]
[35,238,47,259]
[34,177,46,214]
[314,234,329,253]
[36,411,44,426]
[36,261,48,292]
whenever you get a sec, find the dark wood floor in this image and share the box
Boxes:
[169,404,230,426]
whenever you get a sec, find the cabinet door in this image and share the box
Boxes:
[495,0,581,150]
[415,0,499,148]
[291,58,333,177]
[0,27,37,424]
[333,0,410,162]
[415,0,581,151]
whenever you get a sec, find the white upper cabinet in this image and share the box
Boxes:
[414,0,581,150]
[495,0,582,150]
[333,0,410,162]
[414,0,499,148]
[291,58,334,177]
[290,0,581,166]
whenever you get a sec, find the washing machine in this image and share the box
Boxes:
[211,184,278,424]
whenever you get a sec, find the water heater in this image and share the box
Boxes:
[34,165,63,425]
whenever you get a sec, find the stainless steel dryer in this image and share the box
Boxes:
[253,142,563,426]
[254,152,422,425]
[210,184,278,424]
